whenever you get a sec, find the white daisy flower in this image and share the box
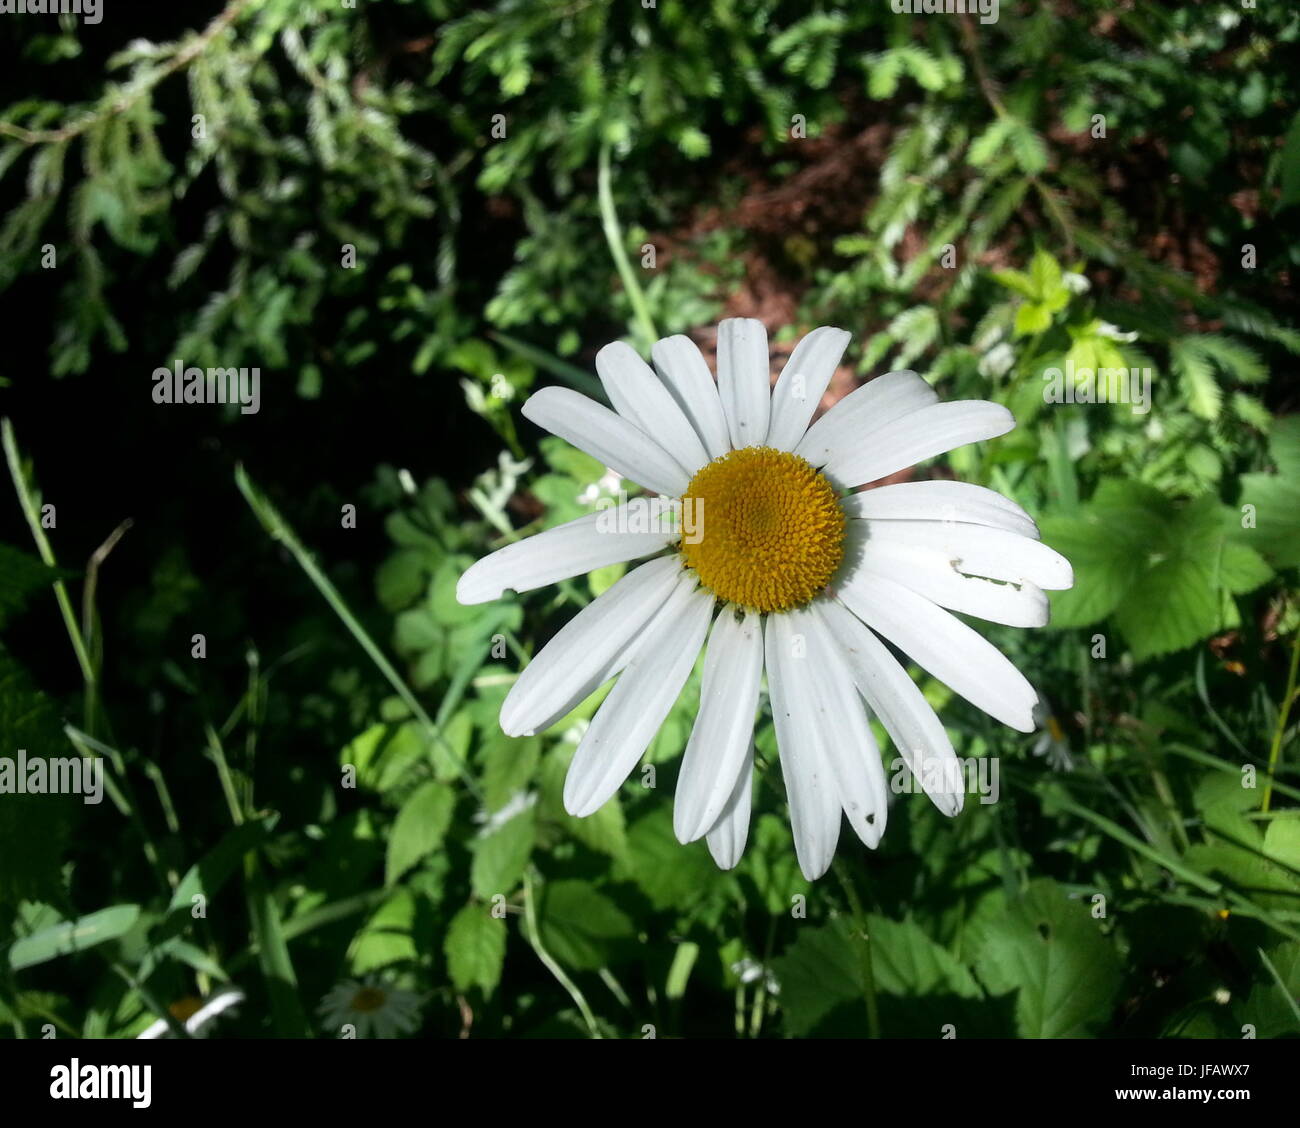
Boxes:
[317,977,422,1038]
[457,319,1073,880]
[137,987,244,1039]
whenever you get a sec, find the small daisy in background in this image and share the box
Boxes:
[317,976,423,1038]
[1031,695,1074,772]
[459,319,1072,880]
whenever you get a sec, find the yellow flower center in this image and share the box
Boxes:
[350,986,388,1013]
[169,996,204,1022]
[679,447,846,613]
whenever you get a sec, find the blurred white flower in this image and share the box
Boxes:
[979,341,1016,379]
[475,789,537,834]
[137,987,243,1039]
[1095,321,1138,343]
[577,466,624,506]
[317,977,422,1038]
[732,958,780,995]
[1031,697,1073,772]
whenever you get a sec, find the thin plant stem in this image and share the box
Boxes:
[2,419,95,687]
[205,724,245,826]
[522,868,602,1039]
[80,518,132,739]
[235,464,483,802]
[1263,629,1300,814]
[597,142,658,354]
[64,724,172,896]
[833,857,881,1038]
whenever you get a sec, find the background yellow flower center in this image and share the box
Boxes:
[350,986,388,1012]
[680,447,846,613]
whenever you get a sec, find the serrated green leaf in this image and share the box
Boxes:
[972,879,1120,1038]
[470,806,535,898]
[444,904,506,995]
[385,780,455,886]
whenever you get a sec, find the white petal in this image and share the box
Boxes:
[765,326,851,451]
[795,369,937,468]
[836,569,1038,732]
[651,335,731,461]
[840,480,1039,540]
[823,400,1015,488]
[563,579,714,816]
[674,608,763,843]
[705,751,753,870]
[800,606,888,848]
[522,386,689,497]
[765,614,842,880]
[716,318,771,450]
[500,556,681,737]
[819,599,964,816]
[457,506,673,605]
[856,519,1073,590]
[853,536,1051,628]
[596,342,710,475]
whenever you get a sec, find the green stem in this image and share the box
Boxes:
[235,464,482,802]
[64,724,172,896]
[205,724,245,826]
[522,869,602,1039]
[1263,629,1300,814]
[2,419,96,688]
[1050,789,1300,942]
[108,960,190,1039]
[833,858,880,1038]
[597,142,658,354]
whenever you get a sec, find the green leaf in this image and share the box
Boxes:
[868,915,983,1000]
[0,543,60,628]
[538,745,628,859]
[1236,417,1300,568]
[385,780,455,886]
[478,730,540,813]
[1028,248,1068,310]
[470,806,536,898]
[157,815,275,941]
[10,905,141,970]
[349,889,417,974]
[972,879,1120,1038]
[1238,943,1300,1037]
[613,807,720,911]
[739,814,808,915]
[968,117,1013,167]
[771,917,863,1036]
[1171,338,1222,420]
[1014,301,1053,337]
[537,880,635,970]
[341,721,426,793]
[1044,487,1271,659]
[1039,502,1144,628]
[773,913,985,1037]
[990,267,1037,300]
[1008,122,1049,175]
[444,904,506,995]
[0,644,77,907]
